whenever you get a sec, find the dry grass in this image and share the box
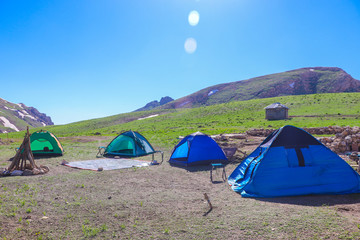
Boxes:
[1,136,360,239]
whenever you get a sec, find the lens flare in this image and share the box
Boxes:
[184,38,197,54]
[188,10,200,26]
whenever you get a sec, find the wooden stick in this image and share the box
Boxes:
[20,158,24,171]
[8,142,23,171]
[203,193,213,216]
[204,193,213,210]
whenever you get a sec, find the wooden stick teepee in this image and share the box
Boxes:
[8,127,49,175]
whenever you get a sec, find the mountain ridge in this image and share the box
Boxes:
[0,98,53,133]
[135,96,174,112]
[159,67,360,110]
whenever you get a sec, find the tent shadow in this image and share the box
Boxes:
[186,165,213,172]
[169,163,212,172]
[8,155,61,161]
[255,193,360,207]
[211,180,226,184]
[33,155,62,159]
[169,164,230,173]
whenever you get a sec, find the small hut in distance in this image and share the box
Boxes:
[264,102,289,120]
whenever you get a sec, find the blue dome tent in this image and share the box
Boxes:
[169,132,228,167]
[228,125,360,197]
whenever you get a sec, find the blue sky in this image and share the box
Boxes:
[1,0,360,125]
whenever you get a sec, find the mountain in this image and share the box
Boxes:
[0,98,53,133]
[135,96,174,112]
[160,67,360,109]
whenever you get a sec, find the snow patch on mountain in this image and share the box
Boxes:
[208,89,219,96]
[137,114,159,120]
[0,116,19,131]
[179,101,191,107]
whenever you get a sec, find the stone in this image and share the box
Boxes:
[352,143,359,152]
[349,152,359,162]
[344,136,352,144]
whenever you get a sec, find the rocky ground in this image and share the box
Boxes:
[212,126,360,167]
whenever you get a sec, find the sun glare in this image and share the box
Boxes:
[184,38,197,54]
[188,10,200,26]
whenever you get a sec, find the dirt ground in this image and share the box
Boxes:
[1,136,360,239]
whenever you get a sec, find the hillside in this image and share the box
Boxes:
[160,67,360,109]
[4,93,359,148]
[0,98,53,133]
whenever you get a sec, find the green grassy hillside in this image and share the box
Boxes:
[2,92,359,148]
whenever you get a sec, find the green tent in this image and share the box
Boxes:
[30,130,64,157]
[103,131,156,158]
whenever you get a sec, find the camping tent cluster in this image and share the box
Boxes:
[99,130,226,166]
[7,125,360,198]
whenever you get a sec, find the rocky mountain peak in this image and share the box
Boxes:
[0,98,53,133]
[135,96,174,112]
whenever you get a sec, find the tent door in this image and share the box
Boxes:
[286,146,312,167]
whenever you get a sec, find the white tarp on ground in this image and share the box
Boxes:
[64,158,151,171]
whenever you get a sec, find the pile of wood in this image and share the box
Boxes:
[6,127,49,176]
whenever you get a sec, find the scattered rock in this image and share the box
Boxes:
[349,152,359,163]
[22,169,34,176]
[61,160,69,165]
[337,207,351,212]
[223,134,247,139]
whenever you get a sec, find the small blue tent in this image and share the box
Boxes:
[228,125,360,197]
[169,132,228,167]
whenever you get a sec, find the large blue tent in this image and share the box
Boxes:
[169,132,228,167]
[228,125,360,197]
